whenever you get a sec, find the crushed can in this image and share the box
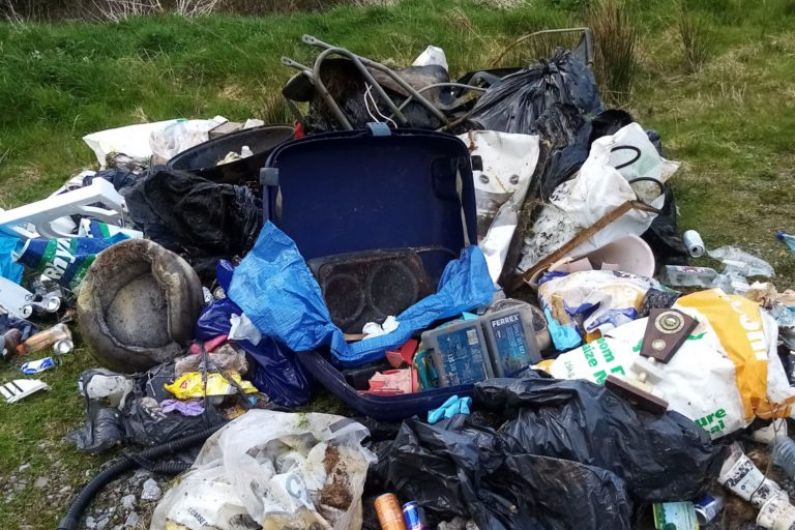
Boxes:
[21,356,56,375]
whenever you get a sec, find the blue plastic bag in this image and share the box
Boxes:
[194,262,312,408]
[229,222,495,367]
[0,235,23,283]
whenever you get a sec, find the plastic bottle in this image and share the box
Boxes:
[662,265,718,288]
[776,230,795,255]
[682,230,705,258]
[772,437,795,481]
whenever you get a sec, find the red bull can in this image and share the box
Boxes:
[402,501,428,530]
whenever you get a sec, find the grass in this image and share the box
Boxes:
[589,0,637,104]
[677,0,712,73]
[1,0,795,527]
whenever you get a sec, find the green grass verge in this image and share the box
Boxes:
[1,0,794,527]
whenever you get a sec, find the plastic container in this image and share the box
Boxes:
[662,265,718,288]
[424,320,493,386]
[481,301,541,377]
[577,234,656,278]
[683,230,706,258]
[167,126,294,186]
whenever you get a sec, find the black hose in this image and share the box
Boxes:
[57,424,223,530]
[150,461,193,475]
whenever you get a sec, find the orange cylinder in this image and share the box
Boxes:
[374,493,407,530]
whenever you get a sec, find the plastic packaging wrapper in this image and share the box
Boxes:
[123,167,263,280]
[412,45,448,70]
[174,344,248,377]
[537,270,663,347]
[195,294,312,408]
[709,246,775,278]
[777,230,795,254]
[378,376,717,529]
[149,116,227,162]
[84,167,142,191]
[229,222,494,367]
[164,371,257,399]
[14,233,128,291]
[228,313,262,344]
[468,48,601,135]
[745,282,795,331]
[150,410,376,530]
[83,120,179,168]
[160,399,204,416]
[0,313,38,341]
[457,130,539,283]
[542,289,795,439]
[519,123,678,272]
[78,218,143,240]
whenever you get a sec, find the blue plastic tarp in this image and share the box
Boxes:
[194,261,312,408]
[194,298,312,408]
[229,222,495,367]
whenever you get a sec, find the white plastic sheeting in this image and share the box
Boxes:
[459,130,540,283]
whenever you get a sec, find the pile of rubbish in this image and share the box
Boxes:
[3,29,795,530]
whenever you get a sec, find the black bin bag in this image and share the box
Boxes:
[384,417,633,530]
[123,167,263,280]
[467,47,602,135]
[378,375,720,529]
[475,376,720,502]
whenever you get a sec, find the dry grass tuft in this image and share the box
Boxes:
[588,0,637,105]
[677,0,712,73]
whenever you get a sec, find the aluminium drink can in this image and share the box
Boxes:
[402,501,428,530]
[694,495,724,525]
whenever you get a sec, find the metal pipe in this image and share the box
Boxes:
[313,47,409,126]
[395,82,487,114]
[281,55,353,130]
